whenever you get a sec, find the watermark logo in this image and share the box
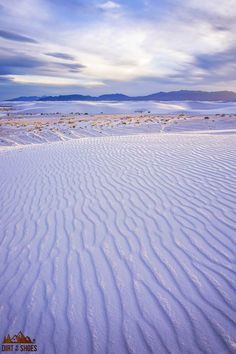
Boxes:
[2,331,37,352]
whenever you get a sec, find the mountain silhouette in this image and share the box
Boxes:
[8,90,236,102]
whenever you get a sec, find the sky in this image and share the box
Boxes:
[0,0,236,99]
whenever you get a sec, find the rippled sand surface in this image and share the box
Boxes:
[1,130,236,353]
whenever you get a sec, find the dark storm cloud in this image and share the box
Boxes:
[45,52,76,60]
[0,30,38,43]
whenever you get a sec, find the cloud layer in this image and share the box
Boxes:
[0,30,38,43]
[0,0,236,99]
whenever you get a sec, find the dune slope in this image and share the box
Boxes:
[0,132,236,353]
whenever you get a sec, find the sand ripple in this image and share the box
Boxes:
[0,133,236,353]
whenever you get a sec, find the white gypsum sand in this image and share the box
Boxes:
[0,130,236,353]
[1,112,236,147]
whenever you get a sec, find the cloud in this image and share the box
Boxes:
[0,55,45,75]
[45,52,76,60]
[0,75,13,83]
[196,46,236,70]
[0,29,38,43]
[60,1,235,87]
[97,1,120,10]
[58,62,86,71]
[0,0,236,98]
[0,0,50,22]
[0,53,87,79]
[182,0,236,18]
[10,74,105,87]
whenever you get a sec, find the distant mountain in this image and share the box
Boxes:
[38,93,131,101]
[39,94,96,101]
[98,94,130,101]
[10,96,40,101]
[8,90,236,102]
[140,90,236,101]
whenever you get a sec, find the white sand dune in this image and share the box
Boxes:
[4,100,236,115]
[0,132,236,353]
[1,113,236,147]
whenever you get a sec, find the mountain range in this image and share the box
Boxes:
[8,90,236,102]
